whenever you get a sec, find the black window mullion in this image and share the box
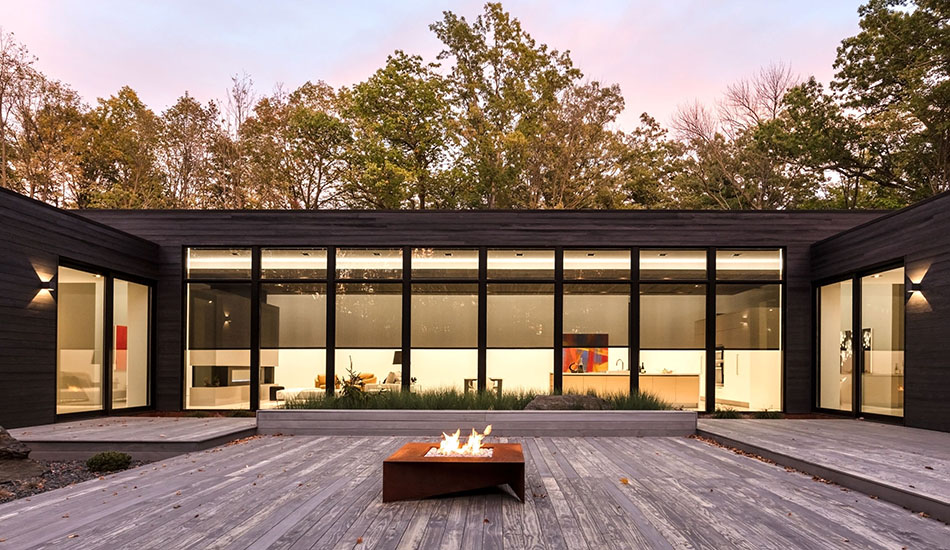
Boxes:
[103,274,114,414]
[477,247,487,392]
[705,247,716,413]
[852,273,862,417]
[630,246,639,394]
[402,247,411,390]
[554,248,564,394]
[250,247,261,411]
[326,247,336,396]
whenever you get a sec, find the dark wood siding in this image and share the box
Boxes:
[0,189,158,428]
[80,209,880,416]
[812,192,950,432]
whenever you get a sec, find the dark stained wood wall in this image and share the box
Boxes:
[0,189,158,428]
[80,208,881,415]
[812,192,950,432]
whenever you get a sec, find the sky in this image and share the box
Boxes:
[1,0,866,130]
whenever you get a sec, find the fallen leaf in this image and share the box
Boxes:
[356,537,363,544]
[67,535,79,539]
[62,514,69,518]
[173,505,181,509]
[483,518,490,524]
[924,466,933,470]
[619,478,629,485]
[175,490,182,496]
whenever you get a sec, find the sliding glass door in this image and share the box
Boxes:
[817,266,904,417]
[57,265,152,415]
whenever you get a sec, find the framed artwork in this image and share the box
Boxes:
[840,330,853,374]
[562,333,608,372]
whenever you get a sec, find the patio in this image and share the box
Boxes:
[1,432,948,549]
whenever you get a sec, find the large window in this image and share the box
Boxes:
[860,267,904,417]
[260,283,327,408]
[562,284,630,396]
[57,266,105,414]
[487,283,554,393]
[411,284,478,391]
[186,282,252,409]
[336,282,403,391]
[58,266,151,414]
[818,279,853,412]
[112,279,150,409]
[715,284,782,411]
[639,284,705,409]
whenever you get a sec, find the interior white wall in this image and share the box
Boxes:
[487,349,553,393]
[260,349,326,389]
[410,349,478,391]
[715,351,782,410]
[122,281,150,408]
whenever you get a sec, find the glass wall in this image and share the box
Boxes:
[179,247,786,409]
[639,284,705,409]
[860,267,904,416]
[336,282,403,391]
[563,284,630,396]
[411,284,478,391]
[186,282,252,409]
[57,266,105,414]
[260,283,327,408]
[715,284,782,411]
[112,279,150,409]
[818,279,853,412]
[486,283,554,393]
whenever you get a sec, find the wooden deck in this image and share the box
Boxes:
[1,434,947,549]
[9,416,258,461]
[698,418,950,523]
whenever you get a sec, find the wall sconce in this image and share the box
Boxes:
[40,280,56,292]
[907,282,922,293]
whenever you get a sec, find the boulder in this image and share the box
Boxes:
[0,426,31,460]
[524,394,612,411]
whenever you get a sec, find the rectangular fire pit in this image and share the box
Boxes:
[383,442,525,503]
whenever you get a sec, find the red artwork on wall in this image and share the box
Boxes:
[115,325,128,371]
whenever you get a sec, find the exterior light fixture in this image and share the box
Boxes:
[908,282,922,292]
[40,280,56,292]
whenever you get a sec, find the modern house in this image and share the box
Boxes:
[1,187,948,432]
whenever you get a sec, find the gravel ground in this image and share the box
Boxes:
[0,460,147,504]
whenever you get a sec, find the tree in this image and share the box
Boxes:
[242,81,350,209]
[831,0,948,200]
[11,75,84,206]
[78,86,163,208]
[342,51,458,209]
[0,29,35,191]
[524,81,626,208]
[615,114,683,208]
[431,2,582,208]
[157,93,220,207]
[672,64,819,209]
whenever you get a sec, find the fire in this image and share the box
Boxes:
[428,425,493,457]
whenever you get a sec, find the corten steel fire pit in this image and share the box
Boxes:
[382,442,525,503]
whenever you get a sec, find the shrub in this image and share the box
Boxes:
[711,407,742,419]
[753,410,783,419]
[86,451,132,472]
[282,388,671,410]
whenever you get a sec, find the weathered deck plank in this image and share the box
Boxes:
[1,432,948,550]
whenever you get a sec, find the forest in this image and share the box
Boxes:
[0,0,946,210]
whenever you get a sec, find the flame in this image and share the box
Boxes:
[435,425,492,456]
